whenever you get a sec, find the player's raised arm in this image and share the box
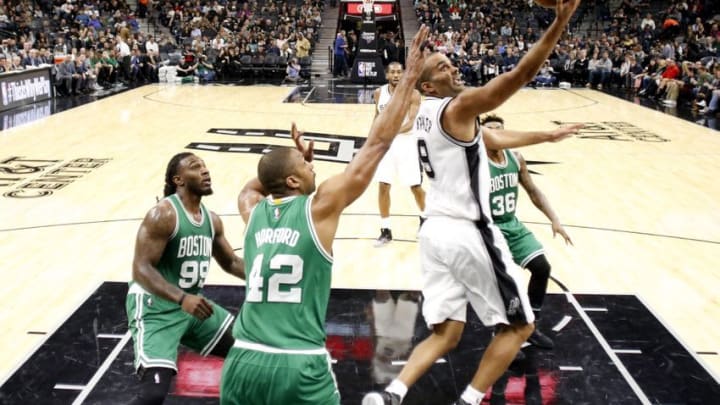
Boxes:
[445,0,581,137]
[311,25,430,217]
[237,177,267,224]
[482,123,583,150]
[210,212,246,279]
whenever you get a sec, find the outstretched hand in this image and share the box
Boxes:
[291,122,314,162]
[555,0,582,24]
[403,25,430,80]
[552,222,574,246]
[548,123,584,142]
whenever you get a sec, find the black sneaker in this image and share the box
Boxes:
[373,228,393,247]
[362,391,401,405]
[453,398,471,405]
[527,329,554,350]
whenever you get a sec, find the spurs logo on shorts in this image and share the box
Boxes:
[507,297,520,316]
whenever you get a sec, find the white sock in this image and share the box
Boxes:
[386,379,408,400]
[460,385,484,405]
[380,217,392,229]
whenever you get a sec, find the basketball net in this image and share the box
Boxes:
[362,0,374,16]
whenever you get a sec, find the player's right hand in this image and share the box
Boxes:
[181,294,214,320]
[291,122,314,162]
[404,24,430,81]
[555,0,581,25]
[547,123,584,142]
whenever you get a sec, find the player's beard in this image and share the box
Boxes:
[189,182,213,196]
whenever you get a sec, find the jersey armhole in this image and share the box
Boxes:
[306,195,334,264]
[508,150,521,168]
[243,199,262,238]
[205,204,215,240]
[165,197,180,240]
[436,97,478,147]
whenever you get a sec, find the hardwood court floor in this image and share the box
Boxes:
[0,84,718,386]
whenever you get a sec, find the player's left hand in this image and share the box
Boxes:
[552,222,573,245]
[547,123,584,142]
[291,122,314,162]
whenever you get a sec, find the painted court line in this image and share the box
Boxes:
[0,281,103,387]
[96,333,125,339]
[552,315,573,332]
[559,366,583,371]
[228,147,251,152]
[54,384,86,390]
[565,292,652,405]
[636,295,720,384]
[582,307,609,312]
[613,349,643,354]
[71,332,131,405]
[196,144,221,151]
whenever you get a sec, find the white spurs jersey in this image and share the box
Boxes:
[376,84,413,136]
[415,96,493,223]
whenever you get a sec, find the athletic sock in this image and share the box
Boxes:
[386,379,408,401]
[460,385,484,405]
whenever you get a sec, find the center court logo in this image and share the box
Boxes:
[0,156,111,198]
[186,129,367,164]
[187,128,559,174]
[552,121,670,142]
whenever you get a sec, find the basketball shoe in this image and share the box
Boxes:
[362,391,401,405]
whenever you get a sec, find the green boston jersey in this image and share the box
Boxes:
[130,194,215,296]
[489,150,521,224]
[234,195,333,350]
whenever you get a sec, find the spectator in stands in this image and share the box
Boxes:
[535,60,557,87]
[590,50,613,89]
[145,35,159,56]
[383,32,400,66]
[333,31,348,77]
[283,57,302,83]
[195,53,216,82]
[22,49,42,68]
[176,56,198,82]
[129,47,144,82]
[641,13,656,31]
[503,47,519,73]
[569,47,587,86]
[56,57,79,96]
[482,48,500,83]
[296,32,311,59]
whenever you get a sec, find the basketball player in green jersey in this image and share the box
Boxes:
[219,25,430,405]
[482,114,573,350]
[126,152,246,405]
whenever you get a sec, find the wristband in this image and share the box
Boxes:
[178,292,186,306]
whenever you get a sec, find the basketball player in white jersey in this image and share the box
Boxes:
[373,62,425,246]
[362,1,583,405]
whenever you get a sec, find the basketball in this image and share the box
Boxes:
[534,0,559,7]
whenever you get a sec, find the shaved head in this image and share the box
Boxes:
[258,148,299,196]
